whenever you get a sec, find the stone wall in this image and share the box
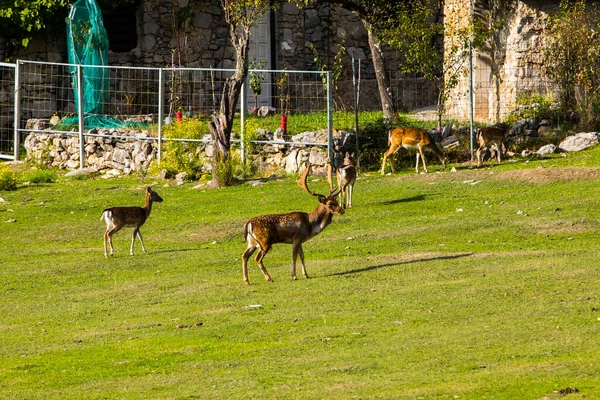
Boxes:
[23,121,356,178]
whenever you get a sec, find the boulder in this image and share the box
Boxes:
[537,144,556,156]
[558,132,600,152]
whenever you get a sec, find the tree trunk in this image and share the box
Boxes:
[365,23,395,120]
[208,32,249,187]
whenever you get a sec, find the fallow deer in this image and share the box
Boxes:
[380,127,446,174]
[101,186,163,258]
[333,152,356,209]
[241,163,344,284]
[475,127,506,167]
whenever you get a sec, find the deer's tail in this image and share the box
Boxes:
[243,221,251,242]
[100,209,111,221]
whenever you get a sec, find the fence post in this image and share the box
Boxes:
[469,40,474,161]
[352,57,360,171]
[240,81,246,165]
[13,60,21,161]
[158,68,164,164]
[327,71,333,163]
[77,64,85,169]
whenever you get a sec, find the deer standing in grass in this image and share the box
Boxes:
[241,163,344,284]
[380,127,446,174]
[332,152,357,209]
[101,186,163,258]
[475,127,506,167]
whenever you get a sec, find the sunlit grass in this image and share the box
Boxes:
[1,148,600,399]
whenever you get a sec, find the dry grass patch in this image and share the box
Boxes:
[492,166,600,184]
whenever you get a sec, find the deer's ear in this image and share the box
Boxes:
[146,186,152,193]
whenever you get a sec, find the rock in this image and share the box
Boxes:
[175,171,188,182]
[65,168,93,177]
[536,144,556,156]
[558,132,600,152]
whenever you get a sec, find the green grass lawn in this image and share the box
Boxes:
[1,150,600,399]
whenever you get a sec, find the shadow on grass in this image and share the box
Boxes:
[328,252,474,277]
[381,194,426,205]
[152,247,204,255]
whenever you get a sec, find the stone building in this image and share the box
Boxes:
[444,0,561,122]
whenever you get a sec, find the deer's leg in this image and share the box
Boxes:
[242,244,258,285]
[291,240,301,280]
[476,146,484,167]
[348,184,353,208]
[137,229,147,253]
[298,244,308,279]
[130,227,139,256]
[418,147,428,173]
[103,230,110,258]
[496,143,502,164]
[381,146,397,174]
[106,226,122,257]
[255,247,274,282]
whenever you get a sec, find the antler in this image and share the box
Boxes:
[298,162,318,197]
[299,162,341,198]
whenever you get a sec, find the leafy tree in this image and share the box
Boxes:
[0,0,71,58]
[542,0,600,129]
[383,0,487,129]
[208,0,274,187]
[0,0,137,60]
[292,0,398,119]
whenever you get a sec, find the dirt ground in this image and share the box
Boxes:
[492,166,600,184]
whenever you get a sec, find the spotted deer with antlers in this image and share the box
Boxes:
[381,127,446,174]
[241,163,344,284]
[101,186,163,258]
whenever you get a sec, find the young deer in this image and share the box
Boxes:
[380,127,446,174]
[475,127,506,167]
[101,186,163,258]
[241,163,344,284]
[333,152,357,209]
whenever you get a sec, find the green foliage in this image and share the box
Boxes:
[214,151,244,186]
[542,0,600,130]
[22,168,57,184]
[0,163,17,191]
[150,118,209,180]
[249,59,266,110]
[382,0,488,126]
[308,39,347,90]
[0,0,71,54]
[506,94,561,125]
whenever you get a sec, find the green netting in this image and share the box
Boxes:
[67,0,108,116]
[66,0,146,130]
[55,115,148,131]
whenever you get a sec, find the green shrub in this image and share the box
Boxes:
[0,163,18,191]
[506,94,562,126]
[151,118,210,180]
[23,168,57,184]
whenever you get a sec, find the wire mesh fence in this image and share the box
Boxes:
[0,56,569,167]
[0,63,15,159]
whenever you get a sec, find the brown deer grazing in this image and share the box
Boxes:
[101,186,163,258]
[333,152,357,209]
[475,127,506,167]
[241,163,344,284]
[380,127,446,174]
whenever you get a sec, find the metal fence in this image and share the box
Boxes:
[0,54,561,164]
[0,62,15,159]
[4,60,336,165]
